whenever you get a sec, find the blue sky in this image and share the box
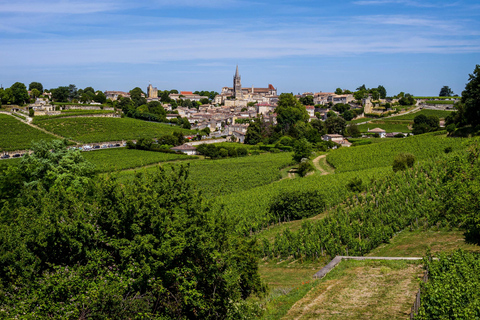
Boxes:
[0,0,479,96]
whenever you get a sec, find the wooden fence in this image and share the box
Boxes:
[410,269,429,319]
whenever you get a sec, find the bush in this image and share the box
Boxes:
[392,152,415,172]
[269,190,326,220]
[29,108,34,117]
[297,159,314,177]
[346,177,363,193]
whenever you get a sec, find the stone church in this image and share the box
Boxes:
[214,66,277,105]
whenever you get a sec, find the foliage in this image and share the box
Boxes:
[392,152,415,172]
[51,86,70,102]
[0,114,57,151]
[412,114,439,135]
[327,133,461,173]
[391,109,452,121]
[269,190,326,221]
[439,85,454,97]
[10,82,29,105]
[297,159,314,177]
[0,161,265,319]
[398,94,416,106]
[197,143,248,159]
[29,81,43,93]
[275,93,309,132]
[346,177,363,193]
[33,117,194,143]
[325,116,346,135]
[462,64,480,126]
[416,250,480,319]
[292,138,312,163]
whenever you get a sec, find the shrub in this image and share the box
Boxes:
[392,152,415,172]
[269,190,326,220]
[29,108,34,117]
[297,159,314,177]
[346,177,363,193]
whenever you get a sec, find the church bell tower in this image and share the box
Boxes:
[233,65,242,99]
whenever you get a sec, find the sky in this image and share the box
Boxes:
[0,0,479,96]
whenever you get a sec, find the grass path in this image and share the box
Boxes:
[283,259,422,320]
[312,154,334,175]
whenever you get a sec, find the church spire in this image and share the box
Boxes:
[235,65,239,78]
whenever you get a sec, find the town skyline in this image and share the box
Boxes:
[1,0,479,95]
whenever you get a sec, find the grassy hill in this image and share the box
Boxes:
[0,114,57,151]
[32,117,195,143]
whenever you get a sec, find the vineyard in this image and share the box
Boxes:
[33,110,116,120]
[327,133,460,173]
[357,122,412,133]
[0,114,57,151]
[32,117,195,143]
[215,166,391,235]
[390,109,453,121]
[116,152,294,198]
[416,250,480,319]
[82,148,195,172]
[261,159,446,261]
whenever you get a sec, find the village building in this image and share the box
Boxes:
[147,84,158,99]
[169,91,208,102]
[214,66,278,105]
[170,144,198,155]
[104,91,130,101]
[322,134,344,143]
[368,127,387,138]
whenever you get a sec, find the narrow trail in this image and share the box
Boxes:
[312,154,333,175]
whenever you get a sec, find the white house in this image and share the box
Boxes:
[368,127,387,138]
[322,134,344,143]
[171,144,198,155]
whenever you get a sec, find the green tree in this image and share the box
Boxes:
[129,87,147,107]
[462,65,480,126]
[371,89,380,101]
[292,138,312,162]
[30,88,41,99]
[335,88,343,95]
[325,116,346,135]
[342,110,354,121]
[354,90,366,101]
[28,82,43,93]
[68,84,79,101]
[10,82,29,105]
[275,93,309,132]
[346,123,361,137]
[51,86,69,102]
[377,85,387,99]
[244,119,263,145]
[439,85,454,97]
[299,95,313,106]
[93,91,106,104]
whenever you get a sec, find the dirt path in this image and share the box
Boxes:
[312,154,333,175]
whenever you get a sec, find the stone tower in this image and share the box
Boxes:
[233,65,242,99]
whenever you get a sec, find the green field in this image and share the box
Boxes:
[216,166,391,234]
[388,109,453,120]
[82,148,195,172]
[0,114,58,151]
[116,152,294,199]
[357,122,412,133]
[33,117,195,143]
[424,100,455,105]
[327,133,460,173]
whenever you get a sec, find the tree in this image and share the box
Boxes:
[371,89,380,101]
[68,84,79,101]
[377,85,387,99]
[325,116,346,135]
[297,159,314,177]
[275,93,309,132]
[356,84,366,91]
[439,85,454,97]
[181,117,191,129]
[10,82,29,105]
[299,95,313,106]
[412,114,439,134]
[398,93,416,106]
[129,87,147,107]
[292,138,312,163]
[93,91,106,104]
[346,123,361,137]
[342,110,354,121]
[30,88,41,99]
[28,82,43,93]
[354,90,366,101]
[335,88,343,95]
[51,86,69,102]
[462,65,480,126]
[244,119,262,145]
